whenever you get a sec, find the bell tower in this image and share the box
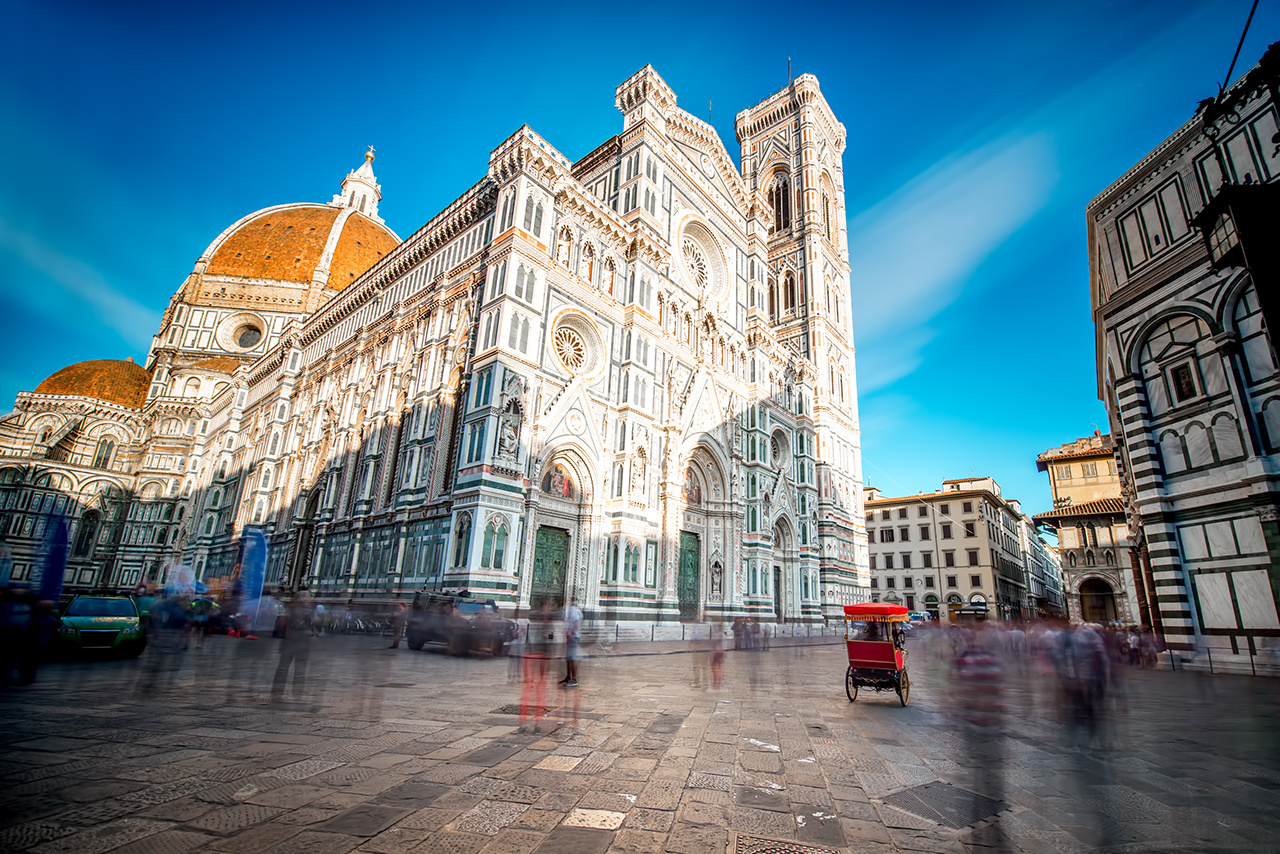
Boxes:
[736,73,868,607]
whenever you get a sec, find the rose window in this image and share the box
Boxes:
[553,326,587,371]
[682,237,708,291]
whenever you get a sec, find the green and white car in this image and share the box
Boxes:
[57,596,146,657]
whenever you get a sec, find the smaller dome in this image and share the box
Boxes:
[35,358,151,408]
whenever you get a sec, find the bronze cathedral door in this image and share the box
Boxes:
[678,532,700,621]
[531,526,569,606]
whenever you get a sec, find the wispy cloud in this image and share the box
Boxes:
[0,216,159,347]
[848,132,1057,394]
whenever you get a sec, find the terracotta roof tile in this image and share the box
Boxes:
[1032,498,1126,522]
[190,358,242,374]
[327,212,398,291]
[205,206,340,283]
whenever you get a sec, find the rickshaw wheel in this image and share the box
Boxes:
[845,667,858,702]
[897,670,910,707]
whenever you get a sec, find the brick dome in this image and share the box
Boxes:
[198,204,399,292]
[34,358,151,408]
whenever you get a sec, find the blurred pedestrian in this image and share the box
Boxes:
[272,591,314,702]
[561,597,581,687]
[710,619,725,689]
[520,598,554,733]
[1058,622,1111,748]
[388,603,407,649]
[952,637,1007,851]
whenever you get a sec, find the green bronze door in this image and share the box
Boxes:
[678,532,700,621]
[531,526,569,607]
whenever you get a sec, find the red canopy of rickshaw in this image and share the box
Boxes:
[843,603,910,621]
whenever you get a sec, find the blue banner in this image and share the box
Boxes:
[239,528,267,606]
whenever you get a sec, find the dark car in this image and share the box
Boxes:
[56,595,146,657]
[405,592,517,656]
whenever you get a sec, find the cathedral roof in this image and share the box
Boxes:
[189,357,242,374]
[200,204,398,289]
[34,358,151,408]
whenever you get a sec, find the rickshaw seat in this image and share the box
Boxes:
[846,640,905,670]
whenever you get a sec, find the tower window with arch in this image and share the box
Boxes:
[784,272,797,313]
[768,279,777,321]
[454,514,472,567]
[768,171,791,232]
[480,519,508,570]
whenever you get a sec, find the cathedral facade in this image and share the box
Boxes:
[0,67,869,623]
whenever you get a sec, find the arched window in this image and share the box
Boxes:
[509,312,520,349]
[203,514,215,536]
[73,510,100,557]
[533,203,544,237]
[92,438,115,469]
[481,522,495,568]
[620,370,629,404]
[454,516,472,567]
[268,433,279,455]
[522,197,534,231]
[253,500,265,524]
[493,525,506,570]
[183,378,201,398]
[768,172,791,232]
[768,279,777,320]
[514,265,526,300]
[785,272,797,312]
[614,464,624,497]
[520,319,530,352]
[623,332,632,361]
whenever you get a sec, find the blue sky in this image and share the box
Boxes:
[0,0,1275,515]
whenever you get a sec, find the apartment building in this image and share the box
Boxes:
[863,476,1058,620]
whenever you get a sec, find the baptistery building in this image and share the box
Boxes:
[0,66,869,624]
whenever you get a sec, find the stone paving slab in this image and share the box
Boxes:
[3,636,1280,853]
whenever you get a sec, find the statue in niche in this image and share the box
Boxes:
[496,399,522,466]
[711,562,723,598]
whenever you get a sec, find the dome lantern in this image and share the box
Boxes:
[331,147,383,224]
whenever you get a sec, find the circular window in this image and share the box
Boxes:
[216,312,268,353]
[682,237,709,292]
[548,311,604,379]
[677,220,727,304]
[236,325,262,348]
[769,429,791,470]
[553,327,586,371]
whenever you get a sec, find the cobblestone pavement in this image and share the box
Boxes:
[2,635,1279,854]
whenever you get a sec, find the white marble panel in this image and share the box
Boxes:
[1233,570,1280,630]
[1179,525,1208,560]
[1196,573,1237,629]
[1186,423,1213,467]
[1233,517,1267,555]
[1205,521,1238,557]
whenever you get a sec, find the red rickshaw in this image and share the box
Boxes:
[843,603,910,706]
